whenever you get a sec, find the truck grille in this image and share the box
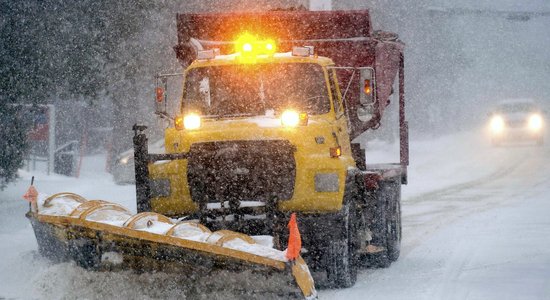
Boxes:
[187,140,296,203]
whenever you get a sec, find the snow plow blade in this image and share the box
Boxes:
[27,193,316,299]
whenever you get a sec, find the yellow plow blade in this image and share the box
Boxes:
[28,193,317,299]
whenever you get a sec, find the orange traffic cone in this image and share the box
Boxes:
[285,213,302,261]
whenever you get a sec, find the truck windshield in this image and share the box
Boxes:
[182,63,330,117]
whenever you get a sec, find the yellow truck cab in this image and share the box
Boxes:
[150,51,355,216]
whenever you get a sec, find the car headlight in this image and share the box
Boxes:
[490,115,505,133]
[119,156,130,165]
[528,114,543,131]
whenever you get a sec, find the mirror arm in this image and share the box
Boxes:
[155,111,174,121]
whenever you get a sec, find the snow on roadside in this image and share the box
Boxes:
[0,155,136,299]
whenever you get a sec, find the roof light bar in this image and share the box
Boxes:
[234,33,277,60]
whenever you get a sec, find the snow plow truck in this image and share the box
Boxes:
[27,9,408,298]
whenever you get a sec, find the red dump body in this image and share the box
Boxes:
[175,10,408,169]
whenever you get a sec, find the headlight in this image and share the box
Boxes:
[490,115,505,133]
[528,114,543,131]
[183,114,201,130]
[281,110,300,127]
[281,110,308,127]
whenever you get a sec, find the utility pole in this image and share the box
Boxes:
[47,104,56,175]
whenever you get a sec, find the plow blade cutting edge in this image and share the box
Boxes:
[27,193,316,299]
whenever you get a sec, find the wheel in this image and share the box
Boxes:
[386,180,402,262]
[324,203,358,288]
[366,178,401,267]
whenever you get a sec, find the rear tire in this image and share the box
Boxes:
[366,178,401,267]
[386,180,402,262]
[324,204,358,288]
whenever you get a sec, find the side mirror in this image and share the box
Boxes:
[155,76,168,116]
[357,67,376,122]
[154,72,184,120]
[326,66,377,123]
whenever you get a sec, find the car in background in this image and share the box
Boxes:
[488,99,545,146]
[112,139,165,185]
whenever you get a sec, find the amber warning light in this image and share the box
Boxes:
[235,33,276,60]
[364,79,372,95]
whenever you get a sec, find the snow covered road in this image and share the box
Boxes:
[1,131,549,299]
[324,132,550,299]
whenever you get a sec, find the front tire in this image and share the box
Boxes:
[324,204,358,288]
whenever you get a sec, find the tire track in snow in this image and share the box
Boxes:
[400,145,549,257]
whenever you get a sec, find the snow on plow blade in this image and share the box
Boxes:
[27,193,316,299]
